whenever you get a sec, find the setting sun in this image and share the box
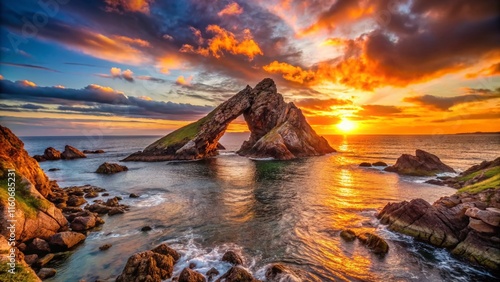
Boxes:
[337,118,356,133]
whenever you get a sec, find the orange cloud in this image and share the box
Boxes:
[105,0,154,14]
[465,62,500,78]
[157,56,182,74]
[175,75,193,86]
[180,25,263,60]
[18,80,37,87]
[86,84,123,94]
[112,35,150,47]
[263,61,314,84]
[218,2,243,16]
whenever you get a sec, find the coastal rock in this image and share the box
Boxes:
[129,193,140,198]
[123,85,253,161]
[49,231,86,250]
[67,195,87,206]
[116,250,174,282]
[48,168,60,171]
[356,232,389,254]
[141,226,152,232]
[179,268,206,282]
[25,254,39,266]
[83,149,105,154]
[70,215,97,231]
[372,161,388,167]
[96,162,128,174]
[340,229,356,242]
[123,78,334,161]
[378,187,500,270]
[37,268,57,279]
[384,149,455,176]
[27,238,51,255]
[359,162,372,167]
[61,145,86,160]
[36,253,55,267]
[99,244,112,251]
[43,147,62,160]
[221,250,243,265]
[0,126,68,242]
[215,266,256,282]
[206,267,220,280]
[0,235,40,281]
[238,79,335,159]
[265,264,300,282]
[151,243,181,262]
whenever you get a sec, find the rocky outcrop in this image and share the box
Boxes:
[215,266,256,282]
[95,162,128,174]
[378,188,500,270]
[221,250,243,265]
[33,147,62,162]
[60,145,86,160]
[0,236,40,282]
[83,149,105,154]
[384,149,455,176]
[48,231,86,250]
[179,267,206,282]
[123,78,334,161]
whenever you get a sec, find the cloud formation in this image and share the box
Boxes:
[218,2,243,17]
[403,88,500,111]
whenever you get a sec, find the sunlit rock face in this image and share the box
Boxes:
[123,78,335,161]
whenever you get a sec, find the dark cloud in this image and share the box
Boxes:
[0,103,46,112]
[0,78,213,120]
[0,62,59,72]
[403,88,500,111]
[432,111,500,122]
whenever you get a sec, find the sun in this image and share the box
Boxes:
[337,118,356,133]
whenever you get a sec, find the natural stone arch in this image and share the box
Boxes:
[123,78,335,161]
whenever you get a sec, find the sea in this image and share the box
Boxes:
[20,133,500,282]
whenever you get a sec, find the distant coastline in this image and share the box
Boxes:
[454,131,500,135]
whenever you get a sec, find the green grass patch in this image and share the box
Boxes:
[0,173,48,218]
[457,166,500,182]
[0,261,39,282]
[458,173,500,194]
[147,110,215,150]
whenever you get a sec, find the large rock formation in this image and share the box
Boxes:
[384,149,455,176]
[378,188,500,270]
[0,125,68,242]
[124,78,334,161]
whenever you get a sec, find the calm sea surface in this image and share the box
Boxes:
[20,133,500,282]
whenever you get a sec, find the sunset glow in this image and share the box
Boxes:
[0,1,498,136]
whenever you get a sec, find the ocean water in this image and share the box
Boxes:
[20,133,500,282]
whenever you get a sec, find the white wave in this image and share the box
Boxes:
[133,194,166,207]
[249,157,276,161]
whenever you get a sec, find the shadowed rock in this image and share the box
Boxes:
[61,145,86,159]
[384,149,455,176]
[96,162,128,174]
[116,250,174,282]
[123,78,334,161]
[179,268,206,282]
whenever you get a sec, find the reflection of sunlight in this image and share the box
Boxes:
[338,136,349,152]
[339,169,353,187]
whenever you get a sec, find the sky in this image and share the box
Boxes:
[0,0,499,136]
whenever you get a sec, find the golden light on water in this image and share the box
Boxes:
[337,118,356,133]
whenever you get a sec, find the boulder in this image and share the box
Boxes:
[468,218,496,234]
[49,231,86,250]
[116,250,174,282]
[129,193,140,198]
[265,264,300,282]
[43,147,61,160]
[141,226,152,232]
[24,254,38,266]
[179,268,206,282]
[206,267,220,279]
[85,191,98,198]
[83,149,105,154]
[96,162,128,174]
[221,250,243,265]
[359,162,372,167]
[384,149,455,176]
[357,232,389,254]
[123,78,334,161]
[340,229,356,242]
[37,268,56,279]
[27,238,51,255]
[70,216,97,231]
[85,203,111,214]
[61,145,86,159]
[465,207,500,227]
[372,161,388,167]
[48,168,60,171]
[151,243,180,262]
[36,253,55,267]
[67,195,87,206]
[215,267,255,282]
[99,244,112,251]
[108,207,125,215]
[451,231,500,270]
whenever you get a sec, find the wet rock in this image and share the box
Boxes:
[24,254,38,266]
[96,162,128,174]
[141,226,152,232]
[37,268,57,279]
[99,244,112,251]
[215,266,255,282]
[67,195,87,206]
[179,267,206,282]
[49,231,86,250]
[106,197,120,207]
[265,263,300,282]
[85,203,111,214]
[83,149,105,154]
[384,149,455,176]
[70,216,97,231]
[357,232,389,254]
[36,253,55,267]
[189,262,196,269]
[425,179,445,186]
[108,207,125,216]
[359,162,372,167]
[116,250,174,282]
[340,229,356,242]
[129,193,140,198]
[61,145,86,159]
[44,147,62,160]
[34,155,46,162]
[85,191,98,198]
[372,161,388,167]
[151,243,180,262]
[221,250,243,265]
[102,193,110,196]
[48,168,60,171]
[206,267,220,280]
[27,238,51,255]
[451,231,500,271]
